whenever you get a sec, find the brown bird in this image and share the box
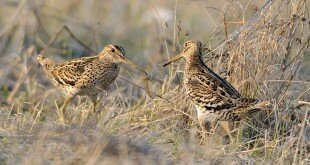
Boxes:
[163,40,269,133]
[38,45,148,122]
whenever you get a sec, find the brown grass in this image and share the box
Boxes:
[0,0,309,164]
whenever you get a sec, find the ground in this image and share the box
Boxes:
[0,0,309,164]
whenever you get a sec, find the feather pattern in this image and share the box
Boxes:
[37,44,146,117]
[166,40,269,127]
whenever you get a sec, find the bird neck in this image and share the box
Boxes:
[185,52,206,74]
[98,54,119,68]
[98,53,110,61]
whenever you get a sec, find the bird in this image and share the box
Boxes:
[163,40,269,134]
[38,44,148,123]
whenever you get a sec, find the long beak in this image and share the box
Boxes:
[122,57,148,76]
[163,52,184,67]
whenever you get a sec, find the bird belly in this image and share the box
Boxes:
[61,85,80,96]
[185,75,237,122]
[80,69,119,95]
[195,105,220,124]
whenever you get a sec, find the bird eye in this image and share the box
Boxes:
[111,48,115,52]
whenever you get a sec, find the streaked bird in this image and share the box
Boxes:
[163,40,269,133]
[38,45,148,122]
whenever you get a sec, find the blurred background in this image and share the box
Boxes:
[0,0,308,103]
[0,0,309,164]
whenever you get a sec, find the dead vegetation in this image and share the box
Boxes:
[0,0,309,164]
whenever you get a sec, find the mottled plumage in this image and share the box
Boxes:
[38,45,147,122]
[163,40,269,131]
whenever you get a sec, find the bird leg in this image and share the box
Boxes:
[198,113,218,135]
[219,121,234,143]
[197,120,217,144]
[203,121,216,134]
[88,95,99,113]
[198,117,234,144]
[59,95,74,124]
[198,115,216,140]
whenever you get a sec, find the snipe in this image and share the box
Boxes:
[38,44,148,123]
[163,40,269,133]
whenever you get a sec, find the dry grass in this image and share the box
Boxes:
[0,0,309,164]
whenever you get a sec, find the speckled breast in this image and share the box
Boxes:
[80,65,120,95]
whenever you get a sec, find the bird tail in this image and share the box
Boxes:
[247,101,271,115]
[37,55,55,71]
[232,101,271,120]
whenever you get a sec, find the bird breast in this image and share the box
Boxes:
[78,64,120,95]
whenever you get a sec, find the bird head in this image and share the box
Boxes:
[163,40,204,67]
[100,45,148,76]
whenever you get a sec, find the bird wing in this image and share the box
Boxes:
[200,65,262,111]
[187,65,244,112]
[203,66,241,98]
[197,65,241,98]
[49,56,96,87]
